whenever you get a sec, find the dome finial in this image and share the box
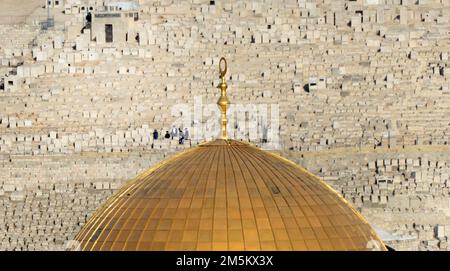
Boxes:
[217,57,230,140]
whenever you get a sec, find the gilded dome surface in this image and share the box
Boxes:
[75,139,386,251]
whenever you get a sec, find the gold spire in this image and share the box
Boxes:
[217,57,230,140]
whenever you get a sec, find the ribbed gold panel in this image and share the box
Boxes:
[75,140,386,251]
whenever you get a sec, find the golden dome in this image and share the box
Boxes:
[75,139,386,251]
[75,57,385,251]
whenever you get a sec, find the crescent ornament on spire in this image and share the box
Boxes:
[217,57,230,140]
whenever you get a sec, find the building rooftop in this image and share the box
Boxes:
[75,58,386,251]
[75,138,386,250]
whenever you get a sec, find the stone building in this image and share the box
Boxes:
[75,62,387,251]
[90,2,139,44]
